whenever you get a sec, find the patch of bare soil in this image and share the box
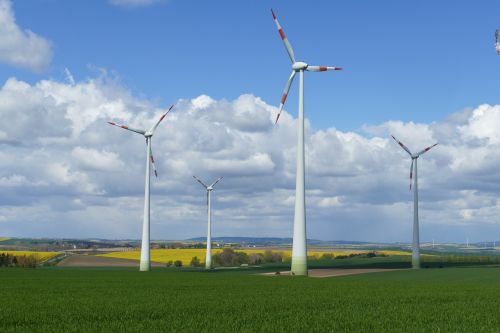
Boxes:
[57,254,164,267]
[261,268,405,278]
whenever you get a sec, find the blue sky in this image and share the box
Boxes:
[6,0,500,131]
[2,0,500,243]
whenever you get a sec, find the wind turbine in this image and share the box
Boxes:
[193,176,223,269]
[108,104,174,271]
[271,9,342,276]
[391,135,437,269]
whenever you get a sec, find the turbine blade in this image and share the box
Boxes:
[307,66,343,72]
[149,143,158,178]
[391,135,412,156]
[210,177,223,188]
[275,71,296,124]
[271,9,296,63]
[107,121,145,135]
[150,104,175,134]
[410,159,414,191]
[193,176,208,189]
[416,143,438,156]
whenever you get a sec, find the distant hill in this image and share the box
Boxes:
[185,237,371,246]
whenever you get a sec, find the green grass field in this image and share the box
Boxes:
[1,266,500,332]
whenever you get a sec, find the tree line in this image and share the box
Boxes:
[184,250,387,267]
[0,253,39,268]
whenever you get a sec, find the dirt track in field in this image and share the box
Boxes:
[262,268,405,278]
[58,254,164,267]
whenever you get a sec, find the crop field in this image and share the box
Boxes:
[98,248,411,265]
[0,250,59,261]
[0,266,500,332]
[0,237,9,242]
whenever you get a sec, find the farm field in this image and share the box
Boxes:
[0,250,59,261]
[97,248,411,265]
[57,254,164,267]
[1,266,500,332]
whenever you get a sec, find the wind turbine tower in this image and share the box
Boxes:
[193,176,223,269]
[391,135,437,269]
[108,104,174,271]
[271,9,342,276]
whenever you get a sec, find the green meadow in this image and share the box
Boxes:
[1,265,500,332]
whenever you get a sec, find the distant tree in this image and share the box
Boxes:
[174,260,182,267]
[213,249,250,266]
[235,252,249,265]
[249,253,263,265]
[190,256,201,267]
[262,251,283,263]
[166,260,173,267]
[0,253,10,266]
[366,252,377,258]
[321,253,335,260]
[215,248,236,266]
[16,255,38,268]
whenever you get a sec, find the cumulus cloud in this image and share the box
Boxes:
[109,0,165,7]
[2,73,500,242]
[0,0,52,71]
[318,197,342,208]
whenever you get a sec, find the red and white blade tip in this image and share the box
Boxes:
[271,8,276,19]
[150,155,158,178]
[281,93,288,104]
[275,113,281,124]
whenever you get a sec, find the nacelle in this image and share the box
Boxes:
[292,61,308,71]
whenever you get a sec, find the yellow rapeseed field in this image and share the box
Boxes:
[377,250,412,256]
[0,251,59,261]
[99,248,411,265]
[99,249,280,265]
[0,237,10,242]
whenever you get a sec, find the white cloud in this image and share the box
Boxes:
[0,0,52,71]
[2,73,500,242]
[109,0,165,7]
[71,147,125,172]
[318,197,342,208]
[459,104,500,145]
